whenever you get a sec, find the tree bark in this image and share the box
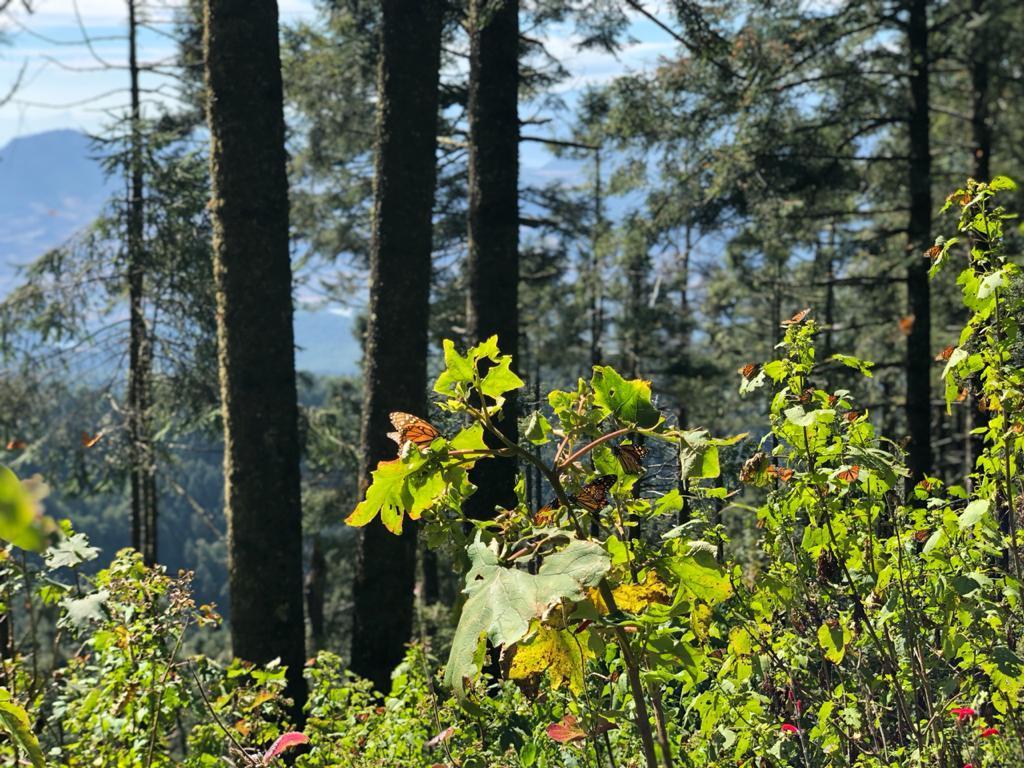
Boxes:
[465,0,520,520]
[203,0,307,715]
[349,0,444,692]
[126,0,158,566]
[904,0,932,481]
[305,535,326,653]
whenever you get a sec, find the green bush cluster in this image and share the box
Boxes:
[1,179,1022,767]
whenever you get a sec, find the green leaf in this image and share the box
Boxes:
[346,454,438,534]
[523,412,553,445]
[591,366,661,428]
[817,622,851,664]
[449,423,488,453]
[61,590,109,630]
[784,406,822,428]
[678,429,720,480]
[958,499,990,530]
[43,533,99,570]
[830,353,874,378]
[990,175,1017,191]
[480,356,524,402]
[0,688,45,768]
[434,339,476,395]
[444,537,610,703]
[0,466,45,552]
[977,268,1006,300]
[666,550,732,604]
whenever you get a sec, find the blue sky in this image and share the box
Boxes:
[0,0,676,168]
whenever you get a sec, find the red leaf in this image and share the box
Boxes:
[546,715,587,743]
[425,726,456,749]
[780,723,799,734]
[263,732,309,764]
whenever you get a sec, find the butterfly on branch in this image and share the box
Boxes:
[387,411,440,454]
[570,474,616,512]
[612,443,649,475]
[782,307,811,326]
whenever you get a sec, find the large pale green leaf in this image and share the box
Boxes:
[666,550,732,604]
[445,537,610,702]
[590,366,661,428]
[0,688,44,768]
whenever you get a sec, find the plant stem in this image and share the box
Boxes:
[558,428,632,471]
[598,581,660,768]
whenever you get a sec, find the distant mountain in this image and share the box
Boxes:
[0,129,358,375]
[0,129,113,289]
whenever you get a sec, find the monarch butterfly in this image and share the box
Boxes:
[5,439,26,451]
[738,363,757,380]
[782,308,811,325]
[570,474,616,512]
[387,411,440,453]
[612,443,649,475]
[837,465,860,483]
[534,503,557,526]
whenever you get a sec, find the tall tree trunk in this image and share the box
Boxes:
[305,535,326,653]
[465,0,520,520]
[350,0,443,692]
[905,0,932,481]
[126,0,157,565]
[203,0,307,715]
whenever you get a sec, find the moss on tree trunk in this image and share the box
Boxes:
[203,0,307,714]
[349,0,444,691]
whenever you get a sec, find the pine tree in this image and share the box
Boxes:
[464,0,521,520]
[349,0,444,691]
[203,0,307,713]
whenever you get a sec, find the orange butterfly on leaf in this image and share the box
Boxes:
[81,432,103,448]
[534,503,558,526]
[612,443,649,475]
[935,345,954,362]
[738,363,757,380]
[782,308,811,326]
[571,475,616,512]
[837,465,860,483]
[767,465,794,482]
[387,412,440,454]
[913,529,931,542]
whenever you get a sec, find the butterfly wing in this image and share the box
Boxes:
[612,443,649,475]
[388,411,440,452]
[571,474,617,511]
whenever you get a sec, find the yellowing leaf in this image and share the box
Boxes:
[444,537,610,703]
[590,573,671,614]
[508,624,591,694]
